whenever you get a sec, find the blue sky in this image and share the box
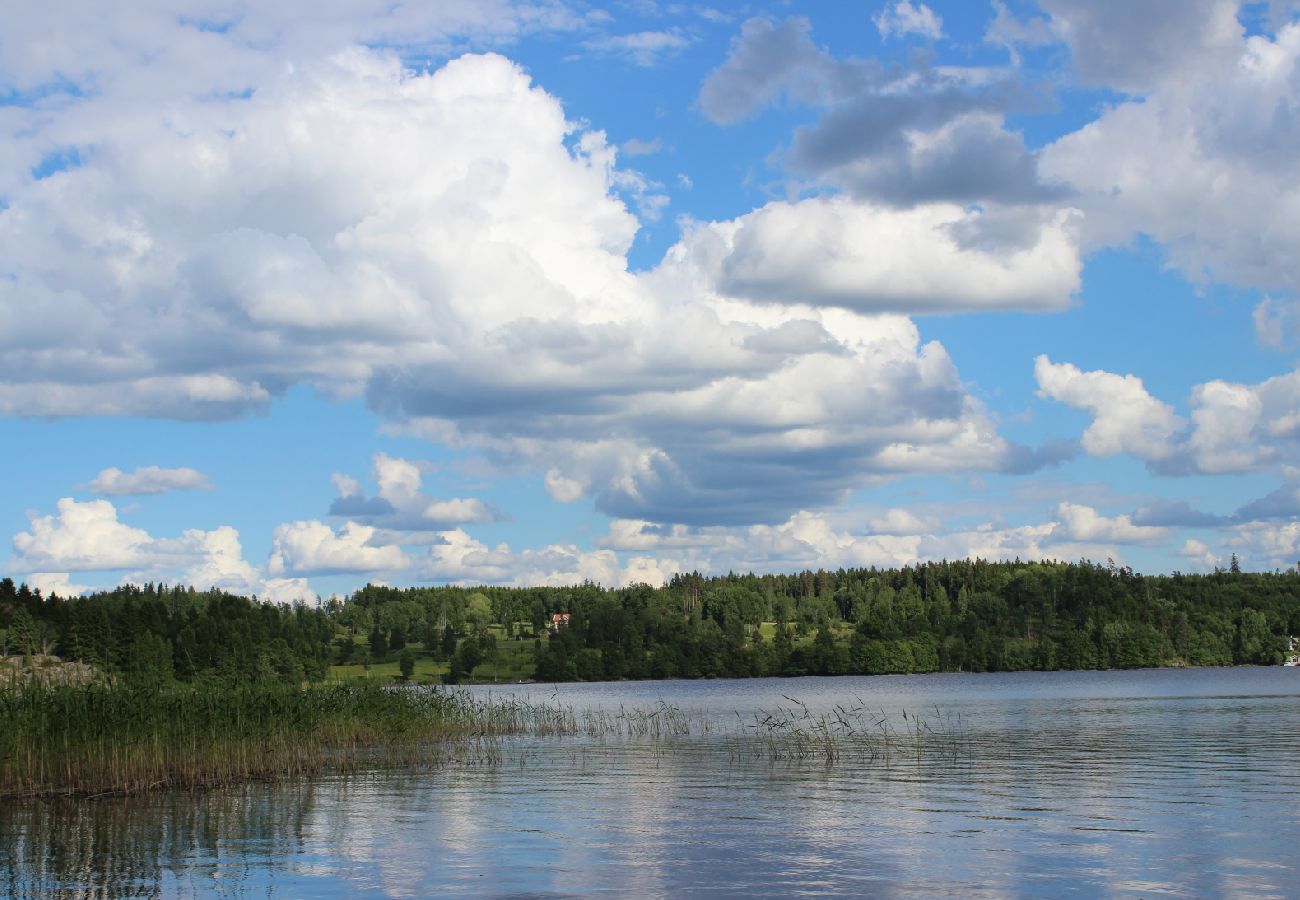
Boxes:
[3,0,1300,600]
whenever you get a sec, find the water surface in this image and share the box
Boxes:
[4,667,1299,897]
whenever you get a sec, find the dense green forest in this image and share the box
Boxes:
[2,558,1298,685]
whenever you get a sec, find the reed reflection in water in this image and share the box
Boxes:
[3,668,1299,897]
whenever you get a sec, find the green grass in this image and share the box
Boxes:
[755,621,834,645]
[328,636,542,683]
[328,658,449,683]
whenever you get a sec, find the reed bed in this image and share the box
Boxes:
[735,695,971,765]
[456,695,711,739]
[2,684,972,798]
[0,682,495,799]
[450,692,969,767]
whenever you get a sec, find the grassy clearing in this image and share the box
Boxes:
[328,636,541,684]
[327,657,449,683]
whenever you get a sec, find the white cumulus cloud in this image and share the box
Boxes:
[12,497,314,601]
[1034,355,1184,461]
[1179,539,1221,572]
[267,521,411,577]
[1227,520,1300,570]
[0,22,1077,531]
[25,572,91,598]
[1040,10,1300,296]
[1037,356,1300,475]
[1055,502,1172,545]
[14,499,154,571]
[329,453,494,530]
[422,529,626,587]
[669,199,1081,314]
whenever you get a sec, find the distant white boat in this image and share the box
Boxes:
[1284,657,1300,667]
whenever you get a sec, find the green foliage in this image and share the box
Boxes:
[8,607,36,660]
[0,582,333,687]
[3,559,1298,688]
[124,632,173,686]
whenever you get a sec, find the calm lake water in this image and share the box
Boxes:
[4,667,1300,897]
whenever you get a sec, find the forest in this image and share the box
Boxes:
[2,557,1298,686]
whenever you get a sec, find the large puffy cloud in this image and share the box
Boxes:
[0,42,1048,528]
[1039,8,1300,296]
[689,16,1084,331]
[1227,520,1300,569]
[1037,356,1300,475]
[389,302,1054,525]
[1034,356,1183,461]
[0,49,639,416]
[176,527,257,589]
[267,521,411,577]
[1055,502,1172,544]
[671,199,1080,313]
[1186,371,1300,473]
[14,499,155,571]
[11,498,315,601]
[24,573,91,599]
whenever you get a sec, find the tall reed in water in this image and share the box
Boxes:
[0,681,482,798]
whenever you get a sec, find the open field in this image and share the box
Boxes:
[327,633,543,684]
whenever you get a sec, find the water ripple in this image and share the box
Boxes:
[4,668,1300,897]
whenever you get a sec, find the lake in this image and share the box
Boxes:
[4,667,1300,897]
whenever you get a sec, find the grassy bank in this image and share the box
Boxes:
[0,681,486,799]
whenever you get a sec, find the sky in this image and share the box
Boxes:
[3,0,1300,602]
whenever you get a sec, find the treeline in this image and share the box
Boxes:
[2,559,1298,684]
[0,579,333,684]
[338,560,1300,680]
